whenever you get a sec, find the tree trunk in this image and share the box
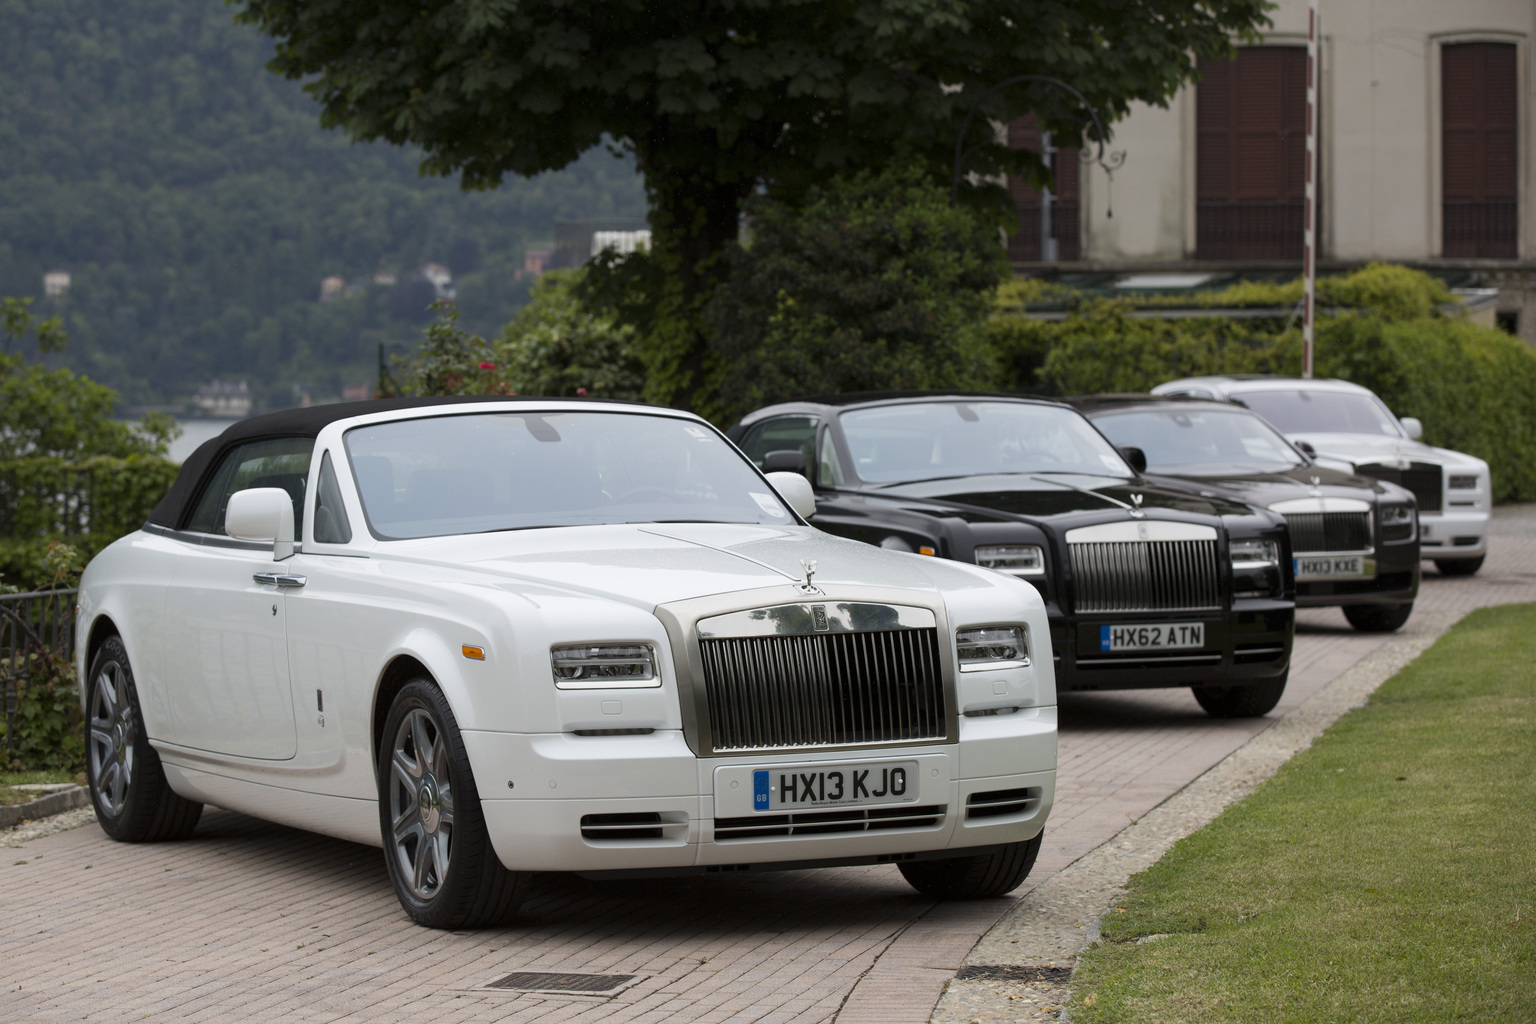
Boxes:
[639,161,754,416]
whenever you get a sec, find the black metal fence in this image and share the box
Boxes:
[1443,200,1518,259]
[0,589,77,759]
[1196,200,1304,260]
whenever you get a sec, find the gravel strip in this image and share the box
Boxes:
[930,609,1462,1024]
[2,805,98,848]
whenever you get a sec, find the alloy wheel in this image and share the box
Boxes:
[388,707,455,900]
[88,660,135,817]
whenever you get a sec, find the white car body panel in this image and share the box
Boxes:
[77,400,1058,874]
[1152,376,1490,562]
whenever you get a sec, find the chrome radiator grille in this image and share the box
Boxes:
[1286,512,1371,553]
[698,629,945,753]
[1069,540,1221,613]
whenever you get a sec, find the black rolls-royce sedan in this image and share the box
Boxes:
[727,394,1295,718]
[1071,395,1420,633]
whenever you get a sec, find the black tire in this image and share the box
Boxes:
[898,830,1044,900]
[85,635,203,842]
[1191,675,1287,718]
[378,680,530,929]
[1434,556,1484,577]
[1343,602,1414,633]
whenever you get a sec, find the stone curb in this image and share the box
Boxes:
[930,608,1465,1024]
[0,785,90,829]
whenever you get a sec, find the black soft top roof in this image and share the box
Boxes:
[1065,393,1231,414]
[146,394,647,530]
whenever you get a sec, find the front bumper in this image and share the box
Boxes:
[1050,601,1293,692]
[462,711,1057,873]
[1295,545,1420,608]
[1418,508,1488,561]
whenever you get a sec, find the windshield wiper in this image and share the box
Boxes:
[1028,475,1134,511]
[872,472,1032,488]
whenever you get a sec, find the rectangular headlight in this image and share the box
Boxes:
[1448,475,1479,490]
[975,544,1045,577]
[956,626,1029,672]
[551,643,659,689]
[1230,538,1279,568]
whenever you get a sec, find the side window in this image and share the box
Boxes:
[736,416,818,469]
[312,451,353,545]
[818,428,845,487]
[185,437,313,537]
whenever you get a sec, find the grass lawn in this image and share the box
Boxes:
[1070,602,1536,1024]
[0,768,81,806]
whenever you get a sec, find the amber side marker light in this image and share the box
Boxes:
[919,546,936,556]
[462,645,486,660]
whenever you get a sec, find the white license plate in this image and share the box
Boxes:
[1098,622,1204,652]
[752,761,918,811]
[1295,555,1369,580]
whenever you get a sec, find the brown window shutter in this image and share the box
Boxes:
[1197,47,1309,259]
[1443,42,1518,257]
[1006,114,1081,261]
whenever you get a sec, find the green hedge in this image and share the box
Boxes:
[996,265,1536,503]
[0,454,179,588]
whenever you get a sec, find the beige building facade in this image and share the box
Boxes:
[1014,0,1536,340]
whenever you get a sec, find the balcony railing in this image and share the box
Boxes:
[1443,200,1518,259]
[1196,201,1303,260]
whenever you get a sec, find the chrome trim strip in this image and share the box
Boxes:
[1065,520,1217,544]
[697,602,935,638]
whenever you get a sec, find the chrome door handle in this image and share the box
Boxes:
[253,572,307,588]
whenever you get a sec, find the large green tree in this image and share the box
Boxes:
[236,0,1268,409]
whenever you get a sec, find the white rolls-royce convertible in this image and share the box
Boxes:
[77,397,1057,928]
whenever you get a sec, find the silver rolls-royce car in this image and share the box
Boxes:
[1152,376,1490,575]
[77,397,1057,928]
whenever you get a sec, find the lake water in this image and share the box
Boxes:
[167,418,238,462]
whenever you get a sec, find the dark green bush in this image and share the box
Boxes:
[0,455,179,588]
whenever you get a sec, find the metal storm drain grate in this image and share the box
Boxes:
[484,971,641,996]
[955,965,1073,984]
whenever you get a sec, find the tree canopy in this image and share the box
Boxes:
[237,0,1270,408]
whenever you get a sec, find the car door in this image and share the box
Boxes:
[161,437,312,760]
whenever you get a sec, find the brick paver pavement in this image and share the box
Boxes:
[6,523,1534,1024]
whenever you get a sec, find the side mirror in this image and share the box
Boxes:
[225,487,296,561]
[1400,417,1423,441]
[762,449,807,475]
[1294,440,1318,459]
[1116,445,1147,474]
[765,471,816,520]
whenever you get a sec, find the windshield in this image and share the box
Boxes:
[1237,389,1403,437]
[1091,407,1305,475]
[838,401,1133,484]
[344,411,794,539]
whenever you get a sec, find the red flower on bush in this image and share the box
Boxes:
[479,361,497,370]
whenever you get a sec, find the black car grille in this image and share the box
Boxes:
[1356,463,1442,513]
[1069,539,1221,613]
[1285,511,1372,553]
[698,629,946,753]
[713,804,946,841]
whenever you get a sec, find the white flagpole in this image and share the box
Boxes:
[1303,0,1319,378]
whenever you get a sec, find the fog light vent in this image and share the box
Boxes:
[580,812,664,841]
[965,787,1041,821]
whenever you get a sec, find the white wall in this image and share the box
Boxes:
[1079,0,1535,264]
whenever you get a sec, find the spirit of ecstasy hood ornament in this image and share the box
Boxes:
[1309,475,1323,497]
[798,559,821,594]
[1128,494,1145,519]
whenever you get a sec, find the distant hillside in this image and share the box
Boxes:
[0,0,646,410]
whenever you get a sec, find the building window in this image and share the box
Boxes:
[1007,114,1080,262]
[1196,47,1310,260]
[1442,43,1518,259]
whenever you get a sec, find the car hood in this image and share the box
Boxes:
[369,522,998,610]
[870,473,1253,521]
[1285,432,1487,471]
[1141,465,1397,510]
